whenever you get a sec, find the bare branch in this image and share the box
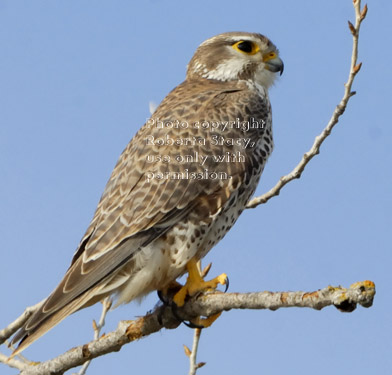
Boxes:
[73,298,112,375]
[0,352,28,371]
[185,262,206,375]
[4,340,35,367]
[0,301,42,346]
[12,280,375,375]
[188,328,205,375]
[247,0,367,209]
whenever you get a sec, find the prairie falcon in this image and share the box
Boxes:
[13,31,283,353]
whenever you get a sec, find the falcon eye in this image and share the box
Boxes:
[232,40,260,55]
[236,41,253,53]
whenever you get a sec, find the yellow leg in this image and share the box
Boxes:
[192,312,222,328]
[173,258,227,327]
[172,258,227,327]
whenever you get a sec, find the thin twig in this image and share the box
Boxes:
[5,340,34,365]
[0,303,42,372]
[188,329,205,375]
[73,298,112,375]
[187,262,208,375]
[0,301,43,345]
[247,0,367,209]
[0,352,28,371]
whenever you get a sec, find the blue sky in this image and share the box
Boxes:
[0,1,391,374]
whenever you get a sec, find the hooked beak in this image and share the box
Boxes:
[264,55,284,76]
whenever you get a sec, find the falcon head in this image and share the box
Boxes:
[187,31,283,88]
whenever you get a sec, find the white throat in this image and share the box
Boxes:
[193,59,245,82]
[192,59,278,88]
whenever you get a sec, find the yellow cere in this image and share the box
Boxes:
[232,40,260,55]
[263,51,277,62]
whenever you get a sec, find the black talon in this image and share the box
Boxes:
[183,320,204,329]
[224,276,229,293]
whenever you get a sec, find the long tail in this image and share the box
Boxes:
[11,290,97,356]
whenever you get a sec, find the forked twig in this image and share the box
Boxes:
[247,0,367,209]
[73,298,112,375]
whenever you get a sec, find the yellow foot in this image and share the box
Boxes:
[192,312,222,328]
[173,258,228,307]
